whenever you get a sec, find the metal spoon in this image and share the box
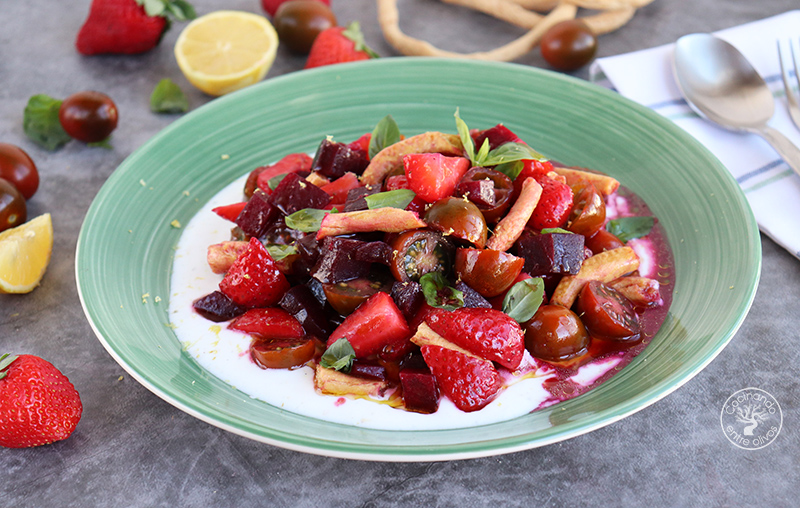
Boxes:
[672,33,800,177]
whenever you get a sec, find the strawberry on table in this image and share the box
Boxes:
[0,354,82,448]
[305,22,379,69]
[76,0,195,56]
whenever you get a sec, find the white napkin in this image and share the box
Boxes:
[590,10,800,260]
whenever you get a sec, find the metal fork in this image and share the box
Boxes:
[778,39,800,130]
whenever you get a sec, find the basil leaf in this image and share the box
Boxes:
[364,189,416,210]
[267,173,288,190]
[150,78,189,113]
[454,108,475,163]
[265,244,298,261]
[494,160,524,181]
[483,142,546,167]
[284,208,328,232]
[502,277,545,323]
[23,94,72,150]
[606,216,655,243]
[541,227,573,235]
[320,338,356,372]
[419,272,464,311]
[368,115,401,158]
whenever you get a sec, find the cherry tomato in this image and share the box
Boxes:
[274,0,337,54]
[250,336,316,369]
[323,275,392,315]
[455,248,524,298]
[58,91,118,143]
[455,167,514,223]
[0,143,38,200]
[540,20,598,71]
[566,182,605,237]
[575,281,641,341]
[0,178,26,232]
[585,228,624,255]
[424,197,488,248]
[389,229,454,282]
[524,304,590,362]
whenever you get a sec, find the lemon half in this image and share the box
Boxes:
[0,213,53,294]
[175,11,279,96]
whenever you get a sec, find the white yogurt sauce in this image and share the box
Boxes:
[169,175,623,430]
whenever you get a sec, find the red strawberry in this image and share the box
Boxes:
[403,153,471,203]
[425,307,524,370]
[261,0,330,17]
[219,237,291,308]
[327,292,411,358]
[0,354,82,448]
[305,22,378,69]
[212,202,247,223]
[229,308,304,339]
[512,162,573,231]
[420,345,500,412]
[76,0,195,56]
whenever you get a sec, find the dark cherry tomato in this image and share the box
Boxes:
[524,304,590,362]
[424,197,488,248]
[274,0,337,54]
[585,228,624,255]
[540,20,598,71]
[566,182,605,237]
[0,178,26,232]
[575,281,640,342]
[250,336,316,369]
[0,143,38,200]
[455,167,514,223]
[323,275,392,315]
[389,229,454,282]
[455,248,524,298]
[58,91,118,143]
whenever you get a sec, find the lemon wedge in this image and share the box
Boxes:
[174,10,279,96]
[0,213,53,294]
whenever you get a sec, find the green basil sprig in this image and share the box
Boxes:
[454,109,547,171]
[606,216,655,243]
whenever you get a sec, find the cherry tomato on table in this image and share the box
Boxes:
[540,20,598,71]
[58,91,118,143]
[0,178,26,232]
[273,0,337,54]
[0,143,39,200]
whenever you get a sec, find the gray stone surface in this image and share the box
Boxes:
[1,0,798,506]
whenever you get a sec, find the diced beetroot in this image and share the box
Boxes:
[311,237,371,284]
[399,354,439,414]
[321,172,361,204]
[472,124,522,151]
[350,359,388,381]
[355,241,393,266]
[235,189,279,238]
[278,284,333,338]
[454,281,492,309]
[327,292,412,359]
[269,172,332,216]
[455,179,495,208]
[390,280,424,322]
[513,229,585,276]
[192,291,247,322]
[291,233,321,277]
[212,202,247,223]
[219,238,291,308]
[228,308,304,339]
[343,184,381,212]
[311,139,369,179]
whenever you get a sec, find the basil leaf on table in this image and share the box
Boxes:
[23,94,72,150]
[150,78,189,113]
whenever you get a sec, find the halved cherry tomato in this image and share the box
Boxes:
[0,143,38,200]
[424,197,488,248]
[323,274,392,315]
[0,178,26,232]
[455,248,524,298]
[524,304,589,362]
[389,229,454,282]
[585,228,624,255]
[574,281,640,342]
[250,337,316,369]
[566,182,605,237]
[455,167,514,223]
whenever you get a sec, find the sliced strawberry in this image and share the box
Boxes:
[420,344,500,412]
[251,152,314,195]
[472,124,522,151]
[219,237,290,308]
[327,291,411,358]
[212,202,247,223]
[305,22,378,69]
[513,164,573,231]
[403,153,470,203]
[425,307,524,370]
[229,308,304,339]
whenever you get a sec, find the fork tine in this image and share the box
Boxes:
[792,39,800,97]
[779,39,800,130]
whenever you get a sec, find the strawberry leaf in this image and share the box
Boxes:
[0,353,18,380]
[23,94,72,150]
[342,22,379,59]
[502,277,544,323]
[136,0,196,20]
[320,338,356,372]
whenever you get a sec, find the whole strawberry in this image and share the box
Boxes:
[305,22,378,69]
[0,354,82,448]
[76,0,195,55]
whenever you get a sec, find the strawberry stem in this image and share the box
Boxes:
[0,353,19,380]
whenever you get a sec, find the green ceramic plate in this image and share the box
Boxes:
[76,58,760,461]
